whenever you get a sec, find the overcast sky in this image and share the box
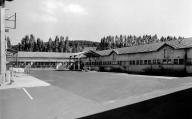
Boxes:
[6,0,192,44]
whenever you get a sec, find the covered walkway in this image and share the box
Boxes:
[71,50,101,70]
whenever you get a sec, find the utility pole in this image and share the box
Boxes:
[0,0,14,85]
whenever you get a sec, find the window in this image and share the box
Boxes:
[174,59,178,64]
[179,59,184,65]
[144,60,148,65]
[157,59,161,64]
[187,59,192,65]
[112,61,116,65]
[148,60,151,65]
[167,59,172,64]
[163,59,167,64]
[129,60,132,65]
[130,60,135,65]
[153,59,157,64]
[140,60,143,65]
[136,60,140,65]
[132,60,135,65]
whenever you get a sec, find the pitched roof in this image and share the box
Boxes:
[96,38,192,56]
[166,38,192,49]
[17,52,76,58]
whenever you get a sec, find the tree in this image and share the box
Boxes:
[40,40,44,52]
[29,34,35,51]
[54,36,60,52]
[36,38,41,51]
[6,36,11,49]
[64,36,69,52]
[21,35,30,51]
[18,43,22,51]
[160,36,166,42]
[151,34,158,43]
[178,36,184,40]
[47,37,53,52]
[119,35,124,48]
[59,36,65,52]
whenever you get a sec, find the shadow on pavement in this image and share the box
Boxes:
[80,88,192,119]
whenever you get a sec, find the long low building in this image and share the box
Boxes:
[80,38,192,75]
[7,38,192,75]
[7,52,77,69]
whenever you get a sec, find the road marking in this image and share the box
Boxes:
[22,88,34,100]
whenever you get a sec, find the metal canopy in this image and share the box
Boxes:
[74,50,101,58]
[83,50,100,57]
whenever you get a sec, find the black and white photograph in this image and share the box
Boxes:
[0,0,192,119]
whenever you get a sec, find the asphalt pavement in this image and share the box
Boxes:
[1,71,192,119]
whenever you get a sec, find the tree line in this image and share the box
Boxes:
[11,34,99,53]
[9,34,185,52]
[97,34,184,50]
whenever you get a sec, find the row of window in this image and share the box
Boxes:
[85,58,188,66]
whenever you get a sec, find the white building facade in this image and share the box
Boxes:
[81,38,192,75]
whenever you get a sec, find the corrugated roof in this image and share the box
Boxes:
[96,38,192,56]
[96,42,165,56]
[166,38,192,49]
[17,52,77,58]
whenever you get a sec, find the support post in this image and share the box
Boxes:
[78,58,80,70]
[0,6,6,85]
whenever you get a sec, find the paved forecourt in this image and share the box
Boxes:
[0,73,50,90]
[1,71,192,119]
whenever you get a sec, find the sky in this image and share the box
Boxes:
[5,0,192,44]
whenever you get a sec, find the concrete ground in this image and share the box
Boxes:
[1,71,192,119]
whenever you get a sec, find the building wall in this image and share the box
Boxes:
[98,45,185,62]
[118,46,185,73]
[7,55,74,69]
[188,48,192,58]
[187,48,192,73]
[116,46,185,61]
[82,45,190,74]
